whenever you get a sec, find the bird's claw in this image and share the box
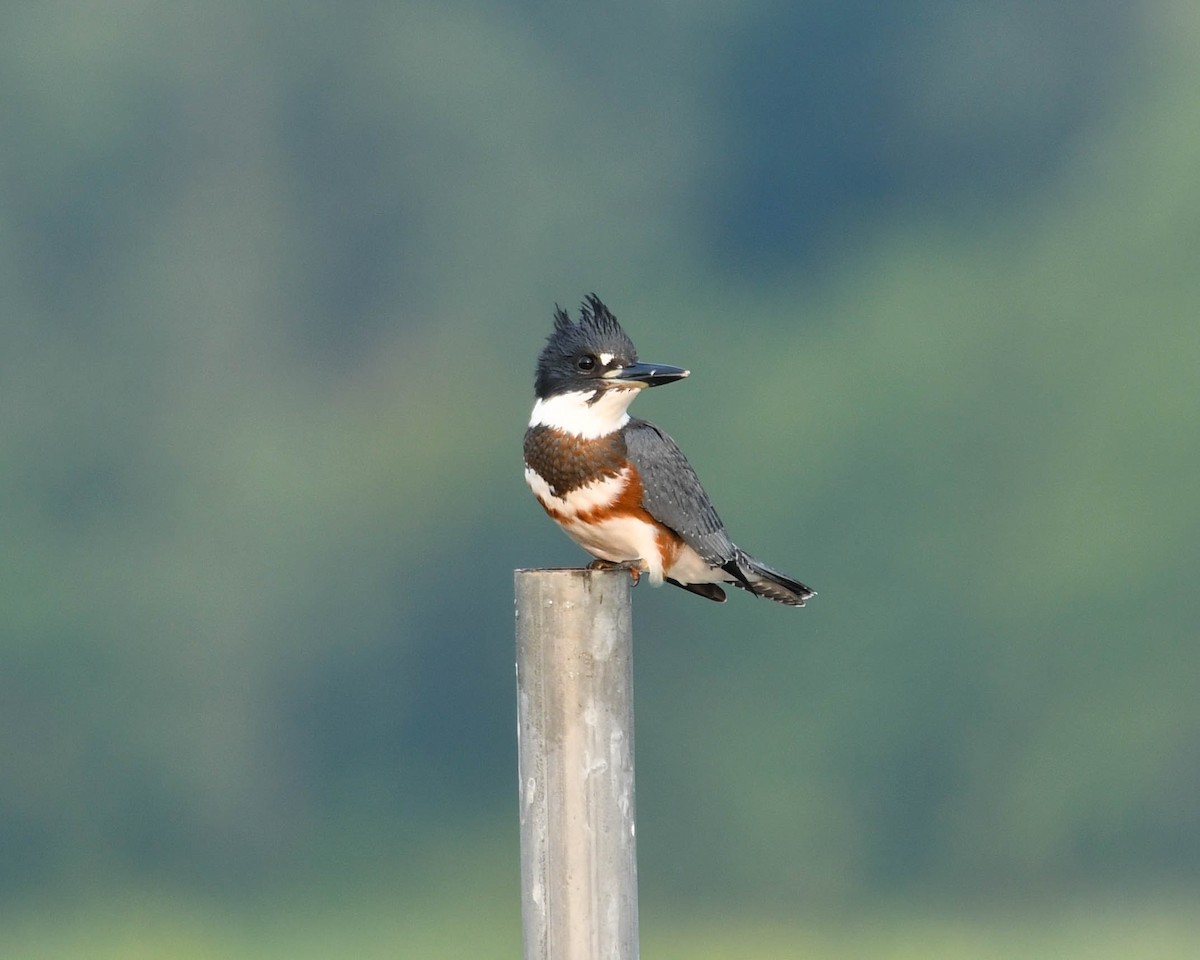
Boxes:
[587,558,643,587]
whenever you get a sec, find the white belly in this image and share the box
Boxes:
[559,514,667,584]
[559,515,730,589]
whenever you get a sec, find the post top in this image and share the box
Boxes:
[514,566,633,582]
[514,566,605,574]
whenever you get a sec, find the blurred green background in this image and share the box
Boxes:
[3,0,1198,956]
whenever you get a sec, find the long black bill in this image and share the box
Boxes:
[609,361,690,388]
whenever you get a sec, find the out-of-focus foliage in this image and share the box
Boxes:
[1,0,1197,945]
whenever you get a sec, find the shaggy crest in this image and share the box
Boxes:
[535,294,639,396]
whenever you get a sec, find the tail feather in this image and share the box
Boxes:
[666,578,727,602]
[721,550,815,607]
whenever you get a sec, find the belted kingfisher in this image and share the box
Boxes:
[523,294,815,606]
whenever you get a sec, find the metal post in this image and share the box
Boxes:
[514,568,639,960]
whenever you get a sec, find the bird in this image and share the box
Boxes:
[523,294,815,606]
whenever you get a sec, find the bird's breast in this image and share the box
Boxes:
[523,424,627,498]
[523,423,646,525]
[524,422,685,582]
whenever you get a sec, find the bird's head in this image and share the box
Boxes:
[533,294,689,403]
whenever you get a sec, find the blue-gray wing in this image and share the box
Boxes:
[624,418,736,564]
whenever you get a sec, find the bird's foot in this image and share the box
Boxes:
[587,558,643,587]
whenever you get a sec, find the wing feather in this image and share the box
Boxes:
[623,419,735,564]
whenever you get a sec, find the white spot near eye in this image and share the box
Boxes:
[598,352,614,366]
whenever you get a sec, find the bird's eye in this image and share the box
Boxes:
[576,355,596,371]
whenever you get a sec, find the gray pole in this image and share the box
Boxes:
[514,568,639,960]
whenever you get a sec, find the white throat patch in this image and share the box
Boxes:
[529,388,640,439]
